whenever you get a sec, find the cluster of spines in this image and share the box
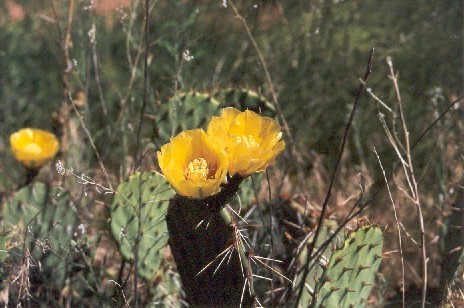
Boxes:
[310,225,384,308]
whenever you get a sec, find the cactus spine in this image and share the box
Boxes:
[311,225,384,308]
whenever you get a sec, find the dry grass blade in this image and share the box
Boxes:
[374,147,405,307]
[386,57,427,308]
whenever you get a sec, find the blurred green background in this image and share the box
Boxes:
[1,0,461,182]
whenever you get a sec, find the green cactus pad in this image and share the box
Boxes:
[110,172,175,280]
[214,88,275,117]
[148,260,183,306]
[153,89,276,148]
[153,92,221,146]
[311,225,383,308]
[0,182,78,287]
[295,219,340,307]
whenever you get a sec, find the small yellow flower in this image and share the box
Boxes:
[10,128,60,169]
[207,107,285,177]
[157,129,228,199]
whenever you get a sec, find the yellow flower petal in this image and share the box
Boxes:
[207,107,285,177]
[158,129,228,199]
[10,128,60,169]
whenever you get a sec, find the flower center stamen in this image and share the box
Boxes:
[235,135,258,148]
[185,158,209,182]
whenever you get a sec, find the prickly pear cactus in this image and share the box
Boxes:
[152,89,272,209]
[110,172,175,280]
[153,92,221,146]
[311,225,383,308]
[153,89,276,147]
[0,182,78,287]
[214,88,275,117]
[149,259,183,306]
[166,190,254,306]
[214,88,276,208]
[295,220,340,307]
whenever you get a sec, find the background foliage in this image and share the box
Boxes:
[0,0,462,306]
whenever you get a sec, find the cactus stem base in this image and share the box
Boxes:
[166,175,256,307]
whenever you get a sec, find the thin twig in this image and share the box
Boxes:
[57,0,111,194]
[133,0,151,170]
[89,21,110,121]
[374,147,405,307]
[378,113,414,195]
[315,63,464,308]
[58,0,74,169]
[107,280,130,308]
[63,0,74,80]
[297,90,463,303]
[398,223,420,246]
[294,48,374,306]
[133,1,151,306]
[388,58,415,198]
[387,57,427,307]
[102,1,148,171]
[365,93,464,208]
[228,2,311,214]
[47,0,62,40]
[116,0,146,126]
[69,97,113,190]
[292,175,365,296]
[367,87,393,113]
[412,93,464,149]
[266,171,275,304]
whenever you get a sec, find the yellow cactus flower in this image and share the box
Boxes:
[10,128,60,169]
[157,129,228,199]
[207,107,285,177]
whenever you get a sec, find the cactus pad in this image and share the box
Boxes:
[295,220,340,307]
[214,88,275,117]
[153,92,220,146]
[110,172,175,280]
[153,89,276,147]
[311,225,383,308]
[149,259,183,306]
[0,182,78,287]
